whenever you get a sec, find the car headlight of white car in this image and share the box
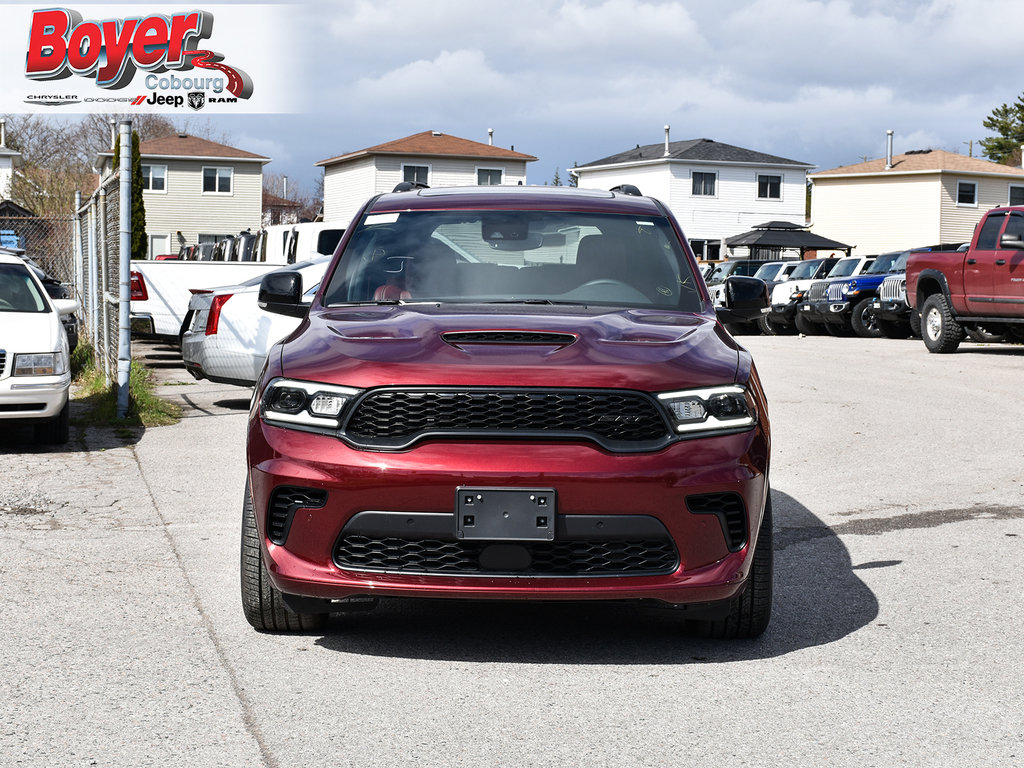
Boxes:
[14,352,67,376]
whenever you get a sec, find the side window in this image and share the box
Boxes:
[757,174,781,200]
[1009,185,1024,206]
[956,180,977,207]
[975,213,1006,250]
[1001,213,1024,245]
[403,165,429,185]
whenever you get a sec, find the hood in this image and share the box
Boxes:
[278,305,745,393]
[0,311,61,354]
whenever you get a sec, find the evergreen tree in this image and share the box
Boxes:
[980,93,1024,165]
[551,168,562,186]
[112,130,148,259]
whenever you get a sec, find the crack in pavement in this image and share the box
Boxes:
[777,504,1024,551]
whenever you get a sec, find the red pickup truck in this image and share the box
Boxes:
[906,205,1024,352]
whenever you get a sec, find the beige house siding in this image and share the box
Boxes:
[811,175,942,254]
[323,157,375,224]
[142,160,263,250]
[937,175,1009,244]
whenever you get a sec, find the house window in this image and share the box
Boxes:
[1009,185,1024,206]
[757,174,781,200]
[403,165,429,185]
[141,164,166,192]
[202,166,232,194]
[956,181,977,207]
[477,168,503,185]
[692,172,716,196]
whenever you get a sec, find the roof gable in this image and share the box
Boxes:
[316,131,537,167]
[578,138,813,170]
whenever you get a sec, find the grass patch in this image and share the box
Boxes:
[71,344,181,429]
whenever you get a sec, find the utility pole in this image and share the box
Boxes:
[963,139,974,157]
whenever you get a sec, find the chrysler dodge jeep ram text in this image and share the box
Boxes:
[243,185,773,638]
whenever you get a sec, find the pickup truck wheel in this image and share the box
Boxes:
[687,493,773,640]
[851,297,883,338]
[794,314,822,335]
[877,319,911,339]
[240,480,328,633]
[909,310,922,338]
[921,294,964,353]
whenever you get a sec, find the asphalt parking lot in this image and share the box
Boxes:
[1,334,1022,767]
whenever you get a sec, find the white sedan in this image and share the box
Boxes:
[0,250,78,444]
[181,257,330,387]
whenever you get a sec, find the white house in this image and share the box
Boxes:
[0,119,23,201]
[570,128,814,261]
[810,143,1024,254]
[99,134,269,257]
[316,131,537,225]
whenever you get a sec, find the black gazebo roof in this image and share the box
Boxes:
[725,221,850,252]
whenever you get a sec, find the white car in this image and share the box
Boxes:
[181,257,331,387]
[0,250,78,444]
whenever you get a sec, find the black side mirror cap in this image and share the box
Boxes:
[715,275,770,323]
[258,272,307,318]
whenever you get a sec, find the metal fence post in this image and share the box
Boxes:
[88,197,98,349]
[98,183,110,386]
[117,121,131,418]
[73,191,83,309]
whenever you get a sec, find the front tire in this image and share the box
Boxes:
[851,297,882,338]
[794,313,822,335]
[921,294,964,353]
[688,494,773,639]
[35,400,70,445]
[877,318,911,339]
[240,480,328,632]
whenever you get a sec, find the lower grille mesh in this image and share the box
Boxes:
[334,535,678,576]
[687,492,748,551]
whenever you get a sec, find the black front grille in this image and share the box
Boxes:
[442,331,577,346]
[0,350,6,376]
[267,487,327,545]
[334,535,678,576]
[343,388,670,451]
[687,492,748,551]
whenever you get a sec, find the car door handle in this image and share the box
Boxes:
[967,258,977,264]
[996,259,1007,266]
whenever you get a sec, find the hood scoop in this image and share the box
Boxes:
[441,330,578,349]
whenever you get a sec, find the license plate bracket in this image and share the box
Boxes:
[456,487,556,541]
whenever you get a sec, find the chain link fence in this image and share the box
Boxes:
[0,215,76,285]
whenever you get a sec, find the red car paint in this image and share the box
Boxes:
[245,186,773,635]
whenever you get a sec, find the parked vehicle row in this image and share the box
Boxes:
[131,221,345,340]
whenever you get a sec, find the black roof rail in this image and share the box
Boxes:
[392,181,430,193]
[609,184,642,197]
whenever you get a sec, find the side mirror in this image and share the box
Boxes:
[999,232,1024,250]
[53,298,79,316]
[715,275,769,323]
[258,272,307,317]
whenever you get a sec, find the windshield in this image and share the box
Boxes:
[321,209,702,311]
[827,259,860,278]
[753,263,783,281]
[790,260,823,280]
[864,251,908,274]
[0,263,48,313]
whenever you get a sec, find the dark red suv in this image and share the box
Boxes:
[243,185,773,638]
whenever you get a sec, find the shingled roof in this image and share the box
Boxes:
[316,131,537,167]
[98,134,270,163]
[811,149,1024,178]
[578,138,813,170]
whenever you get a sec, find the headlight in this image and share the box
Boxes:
[657,385,756,434]
[260,378,361,430]
[789,290,805,301]
[14,353,66,376]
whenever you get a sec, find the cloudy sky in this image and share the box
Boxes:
[7,0,1024,199]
